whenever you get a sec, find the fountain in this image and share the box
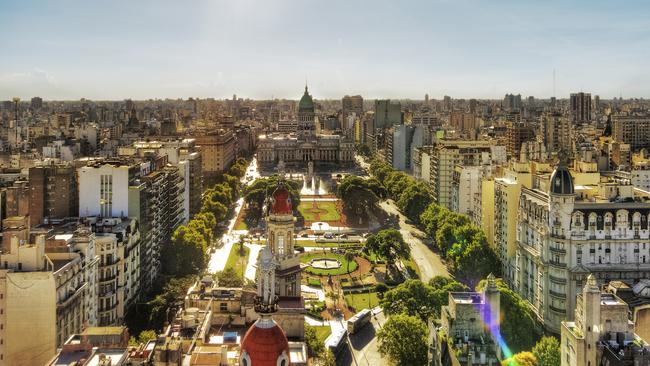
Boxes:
[310,258,342,270]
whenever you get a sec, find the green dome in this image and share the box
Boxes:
[298,85,314,112]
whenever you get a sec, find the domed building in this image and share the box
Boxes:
[258,85,355,165]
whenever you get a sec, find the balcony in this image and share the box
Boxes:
[549,260,566,268]
[550,246,566,254]
[549,304,566,314]
[549,275,566,284]
[549,289,565,298]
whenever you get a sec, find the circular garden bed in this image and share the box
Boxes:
[300,252,358,276]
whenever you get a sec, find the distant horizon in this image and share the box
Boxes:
[7,93,645,103]
[2,0,650,100]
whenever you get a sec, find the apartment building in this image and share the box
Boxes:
[194,130,235,184]
[513,161,650,333]
[613,114,650,150]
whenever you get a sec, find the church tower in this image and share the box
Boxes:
[266,178,301,297]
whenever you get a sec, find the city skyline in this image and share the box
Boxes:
[2,0,650,100]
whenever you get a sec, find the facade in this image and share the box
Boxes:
[342,95,363,120]
[506,121,535,158]
[541,111,571,155]
[570,92,592,124]
[374,99,401,129]
[561,275,650,366]
[29,162,78,225]
[449,111,478,132]
[613,114,650,150]
[258,87,355,166]
[513,161,650,333]
[194,129,235,181]
[86,217,141,326]
[0,217,57,365]
[428,140,504,209]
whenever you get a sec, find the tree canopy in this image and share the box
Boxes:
[532,336,561,366]
[365,229,410,273]
[501,352,537,366]
[380,279,437,321]
[337,175,379,216]
[377,313,429,366]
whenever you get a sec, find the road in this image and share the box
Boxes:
[340,309,386,366]
[379,199,449,281]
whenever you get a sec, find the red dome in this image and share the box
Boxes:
[240,317,291,366]
[270,185,292,215]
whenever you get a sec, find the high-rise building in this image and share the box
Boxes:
[374,100,401,128]
[342,95,363,120]
[570,92,592,123]
[30,96,43,110]
[29,162,78,225]
[449,111,478,132]
[505,121,535,158]
[503,93,522,111]
[613,114,650,150]
[541,111,572,154]
[195,130,235,185]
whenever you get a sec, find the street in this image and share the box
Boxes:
[379,199,449,281]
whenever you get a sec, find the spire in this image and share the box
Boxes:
[586,273,599,291]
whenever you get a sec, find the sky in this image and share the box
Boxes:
[1,0,650,100]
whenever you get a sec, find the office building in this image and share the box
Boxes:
[613,114,650,150]
[374,99,402,128]
[570,92,592,123]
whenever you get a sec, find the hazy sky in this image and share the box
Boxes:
[1,0,649,100]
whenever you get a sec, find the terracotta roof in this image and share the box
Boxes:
[240,317,290,366]
[270,184,292,215]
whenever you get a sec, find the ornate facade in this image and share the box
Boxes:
[258,86,355,165]
[514,159,650,333]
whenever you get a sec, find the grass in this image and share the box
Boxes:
[224,244,250,277]
[300,252,358,276]
[234,219,248,231]
[403,257,422,279]
[307,278,322,287]
[295,240,362,249]
[298,200,341,222]
[344,291,380,311]
[313,325,332,344]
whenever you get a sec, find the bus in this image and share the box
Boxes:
[347,308,372,335]
[325,328,348,357]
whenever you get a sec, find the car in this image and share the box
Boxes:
[301,233,309,238]
[323,233,334,239]
[339,234,348,239]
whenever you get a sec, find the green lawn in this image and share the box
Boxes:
[300,252,358,276]
[296,239,362,249]
[344,291,380,311]
[224,244,250,277]
[234,219,248,231]
[298,201,341,222]
[313,325,332,344]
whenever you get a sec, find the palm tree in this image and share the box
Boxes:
[344,250,355,275]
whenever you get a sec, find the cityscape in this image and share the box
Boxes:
[2,1,650,366]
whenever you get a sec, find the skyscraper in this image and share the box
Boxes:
[570,92,592,123]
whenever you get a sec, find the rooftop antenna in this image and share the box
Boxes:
[552,69,556,99]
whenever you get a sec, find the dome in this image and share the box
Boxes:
[298,86,314,112]
[240,317,291,366]
[270,183,292,215]
[550,162,574,195]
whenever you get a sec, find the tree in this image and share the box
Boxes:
[316,349,336,366]
[163,225,207,276]
[365,229,410,274]
[337,175,379,217]
[384,171,410,199]
[375,283,389,299]
[428,276,468,317]
[344,250,355,274]
[377,314,428,366]
[447,226,500,287]
[129,329,158,346]
[380,280,437,321]
[501,352,537,366]
[304,324,325,357]
[369,160,393,182]
[532,336,561,366]
[397,182,433,224]
[476,278,542,352]
[216,267,244,288]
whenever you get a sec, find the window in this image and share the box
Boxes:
[220,303,227,311]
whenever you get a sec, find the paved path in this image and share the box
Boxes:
[379,199,449,281]
[244,243,263,281]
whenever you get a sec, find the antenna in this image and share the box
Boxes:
[553,69,556,99]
